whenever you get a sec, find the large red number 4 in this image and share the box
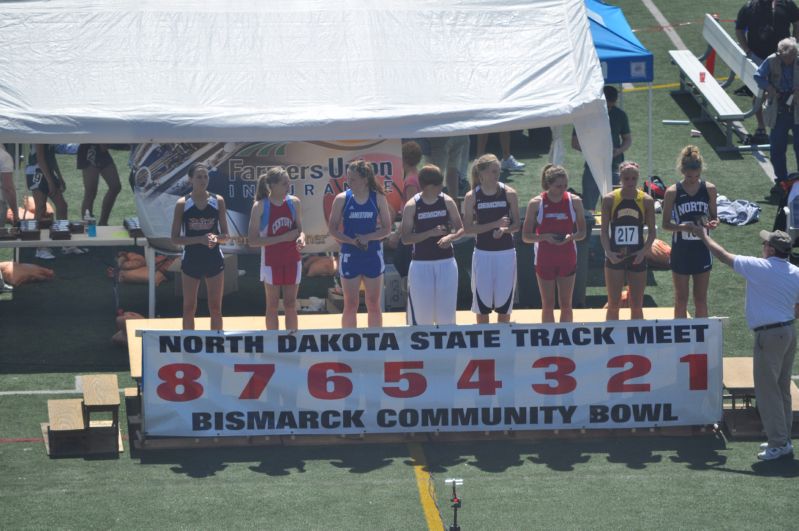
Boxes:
[679,353,708,391]
[456,359,502,395]
[383,361,427,398]
[234,364,276,399]
[308,362,353,399]
[532,357,577,395]
[607,355,651,392]
[156,363,204,402]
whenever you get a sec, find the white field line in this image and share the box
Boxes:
[0,375,127,396]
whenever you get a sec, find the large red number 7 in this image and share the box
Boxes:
[234,364,276,399]
[383,361,427,398]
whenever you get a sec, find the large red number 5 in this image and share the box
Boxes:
[234,364,276,399]
[156,363,204,402]
[607,355,651,392]
[383,361,427,398]
[308,362,353,399]
[532,357,577,395]
[457,359,502,395]
[679,353,708,390]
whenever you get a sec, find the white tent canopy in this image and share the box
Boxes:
[0,0,612,194]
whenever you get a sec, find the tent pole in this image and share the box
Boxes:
[648,82,653,178]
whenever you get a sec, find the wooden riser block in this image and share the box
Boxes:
[47,399,85,432]
[81,374,120,408]
[42,421,124,457]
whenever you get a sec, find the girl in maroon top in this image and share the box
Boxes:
[522,165,586,323]
[247,167,306,330]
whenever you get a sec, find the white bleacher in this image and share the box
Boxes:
[670,14,765,151]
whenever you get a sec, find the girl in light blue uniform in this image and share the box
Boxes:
[327,160,392,328]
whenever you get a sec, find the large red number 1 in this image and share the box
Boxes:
[532,357,577,395]
[680,353,708,390]
[457,360,502,395]
[156,363,204,402]
[234,364,276,399]
[308,362,353,399]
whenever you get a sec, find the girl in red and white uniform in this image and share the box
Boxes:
[522,164,586,323]
[247,167,305,330]
[462,154,520,323]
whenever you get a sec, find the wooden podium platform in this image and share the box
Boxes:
[126,308,677,379]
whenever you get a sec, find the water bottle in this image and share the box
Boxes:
[84,209,97,238]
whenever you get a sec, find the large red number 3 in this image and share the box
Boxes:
[383,361,427,398]
[234,364,276,399]
[679,353,708,390]
[532,357,577,395]
[607,355,651,392]
[308,362,353,399]
[156,363,204,402]
[457,360,502,395]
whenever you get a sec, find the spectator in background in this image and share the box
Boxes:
[426,136,470,199]
[25,144,69,260]
[755,37,799,184]
[476,132,525,172]
[401,140,422,201]
[77,144,122,226]
[572,85,632,212]
[0,144,18,228]
[695,227,799,461]
[736,0,799,143]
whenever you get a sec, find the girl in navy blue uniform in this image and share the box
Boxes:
[661,146,718,318]
[327,159,392,328]
[171,163,229,330]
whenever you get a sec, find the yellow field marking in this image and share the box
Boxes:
[408,442,444,530]
[622,77,727,93]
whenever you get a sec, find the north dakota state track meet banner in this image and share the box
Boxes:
[130,140,402,253]
[141,320,723,437]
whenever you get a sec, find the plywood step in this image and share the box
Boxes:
[723,357,754,394]
[82,374,120,407]
[47,399,85,432]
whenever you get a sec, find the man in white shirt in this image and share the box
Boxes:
[696,227,799,461]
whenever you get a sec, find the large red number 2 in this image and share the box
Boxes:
[457,360,502,395]
[308,362,353,399]
[607,355,651,392]
[156,363,204,402]
[383,361,427,398]
[679,353,708,390]
[532,357,577,395]
[234,364,276,399]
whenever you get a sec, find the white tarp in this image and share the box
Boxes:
[0,0,613,194]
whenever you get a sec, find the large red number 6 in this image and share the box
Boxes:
[383,361,427,398]
[456,359,502,395]
[532,357,577,395]
[156,363,204,402]
[679,353,708,391]
[234,364,276,399]
[308,362,353,399]
[607,355,651,392]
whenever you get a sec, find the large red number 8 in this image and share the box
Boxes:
[156,363,204,402]
[308,362,353,399]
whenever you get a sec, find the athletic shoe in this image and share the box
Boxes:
[760,440,792,450]
[0,283,13,293]
[757,441,794,461]
[752,129,769,144]
[501,155,525,171]
[61,246,88,255]
[35,248,55,260]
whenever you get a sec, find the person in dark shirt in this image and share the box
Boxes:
[736,0,799,139]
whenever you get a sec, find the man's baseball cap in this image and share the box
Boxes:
[759,230,793,253]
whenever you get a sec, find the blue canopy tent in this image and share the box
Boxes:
[585,0,655,177]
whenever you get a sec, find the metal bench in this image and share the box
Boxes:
[670,14,765,151]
